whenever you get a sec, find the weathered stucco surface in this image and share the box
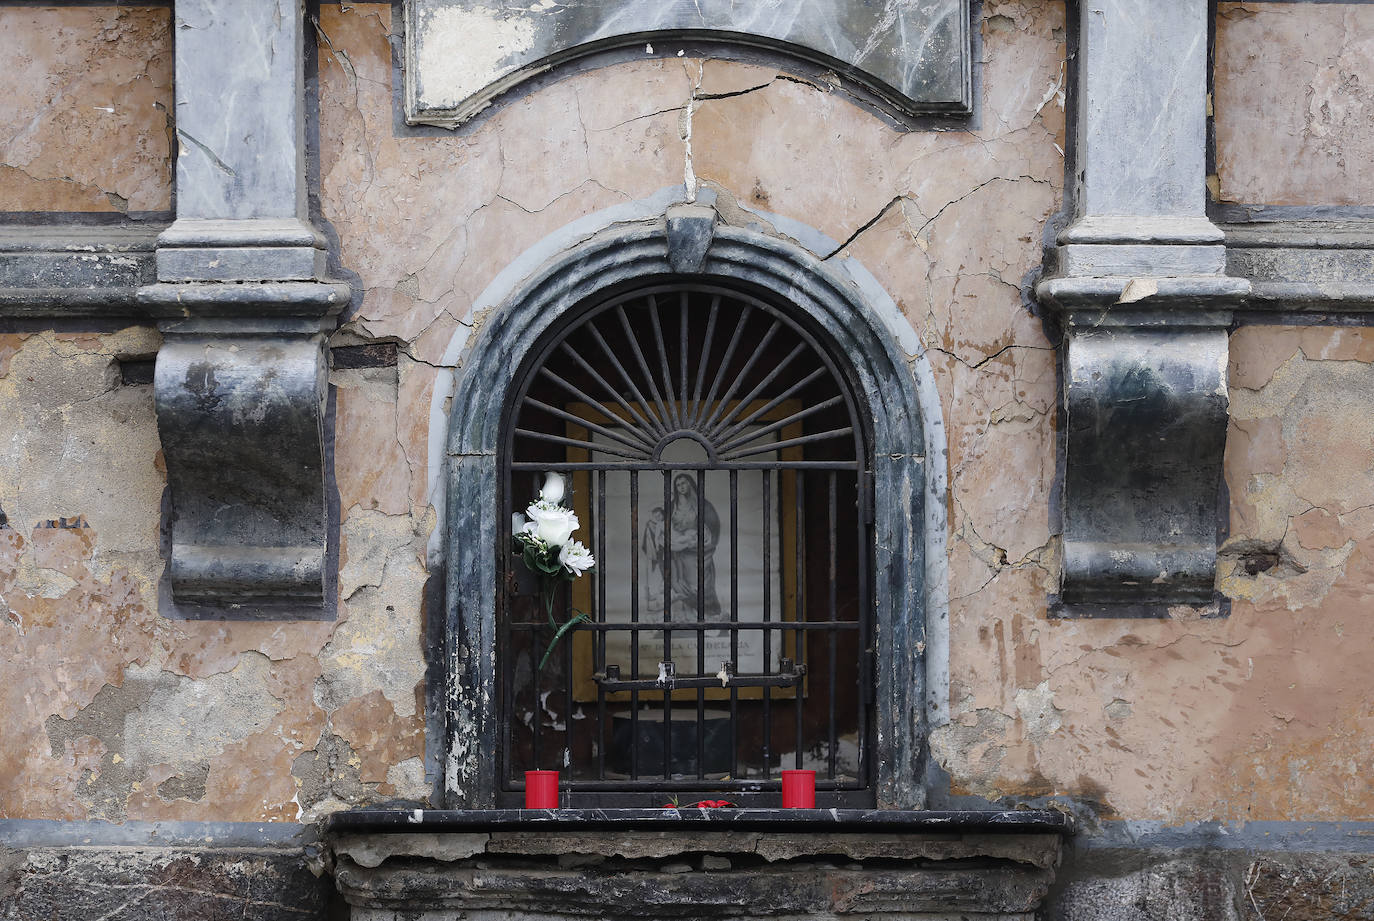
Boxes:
[0,329,428,822]
[0,5,173,213]
[935,326,1374,823]
[1214,2,1374,206]
[3,0,1373,833]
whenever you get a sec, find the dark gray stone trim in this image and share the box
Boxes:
[0,210,174,224]
[444,211,929,810]
[1080,819,1374,853]
[0,0,173,6]
[324,807,1074,833]
[1212,203,1374,223]
[0,225,159,318]
[0,818,314,848]
[1223,220,1374,312]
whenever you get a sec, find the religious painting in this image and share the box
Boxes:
[568,402,801,702]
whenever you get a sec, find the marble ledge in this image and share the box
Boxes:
[324,807,1075,835]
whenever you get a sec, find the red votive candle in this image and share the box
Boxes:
[525,770,559,809]
[780,769,816,808]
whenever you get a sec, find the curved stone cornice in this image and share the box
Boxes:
[405,0,971,128]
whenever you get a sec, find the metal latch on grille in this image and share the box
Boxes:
[593,658,807,691]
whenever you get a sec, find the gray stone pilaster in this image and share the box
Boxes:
[140,0,349,613]
[1037,0,1248,612]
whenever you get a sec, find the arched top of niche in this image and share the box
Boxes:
[444,206,931,809]
[448,208,924,463]
[405,0,971,128]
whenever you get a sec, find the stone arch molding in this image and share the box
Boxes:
[444,206,933,809]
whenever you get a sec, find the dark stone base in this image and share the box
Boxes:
[326,814,1067,920]
[1047,847,1374,921]
[0,845,340,921]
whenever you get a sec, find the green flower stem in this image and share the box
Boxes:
[537,576,589,672]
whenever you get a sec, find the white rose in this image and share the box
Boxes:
[525,502,578,546]
[539,472,566,505]
[558,539,596,577]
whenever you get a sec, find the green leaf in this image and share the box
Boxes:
[538,611,589,672]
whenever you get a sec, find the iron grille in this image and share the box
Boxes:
[500,281,874,806]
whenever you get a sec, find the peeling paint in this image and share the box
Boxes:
[0,7,173,211]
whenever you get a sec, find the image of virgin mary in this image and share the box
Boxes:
[642,473,723,621]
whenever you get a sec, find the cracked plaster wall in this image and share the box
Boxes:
[3,0,1374,835]
[1214,2,1374,206]
[0,328,429,824]
[0,5,173,214]
[316,0,1073,810]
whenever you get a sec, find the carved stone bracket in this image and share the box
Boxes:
[140,0,352,615]
[1035,0,1250,614]
[139,288,348,610]
[1043,302,1238,610]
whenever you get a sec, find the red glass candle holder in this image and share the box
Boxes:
[780,769,816,808]
[525,770,559,809]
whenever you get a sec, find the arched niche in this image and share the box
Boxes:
[444,206,929,809]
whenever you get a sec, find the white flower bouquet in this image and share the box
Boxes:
[512,472,596,670]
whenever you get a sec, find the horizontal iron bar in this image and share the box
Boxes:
[509,620,858,631]
[509,460,862,471]
[504,779,868,792]
[592,668,806,692]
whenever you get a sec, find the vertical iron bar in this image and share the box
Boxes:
[597,469,607,781]
[630,471,640,781]
[679,292,689,432]
[856,467,871,788]
[564,579,574,781]
[695,467,706,779]
[794,469,805,771]
[662,469,673,780]
[532,625,542,772]
[728,469,739,780]
[762,468,771,779]
[828,470,838,780]
[645,296,680,429]
[690,296,721,427]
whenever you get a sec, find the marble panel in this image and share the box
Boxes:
[406,0,970,126]
[172,0,305,220]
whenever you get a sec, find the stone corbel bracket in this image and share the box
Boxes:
[1036,0,1253,615]
[1037,262,1249,614]
[139,277,350,613]
[404,0,971,128]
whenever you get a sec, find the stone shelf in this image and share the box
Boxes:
[325,806,1074,834]
[325,808,1072,919]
